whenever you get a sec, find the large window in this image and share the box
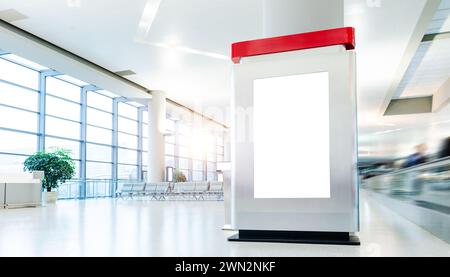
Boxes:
[0,129,37,155]
[85,90,114,185]
[87,125,112,145]
[87,91,112,112]
[0,56,39,181]
[45,137,80,160]
[166,118,225,181]
[117,102,139,180]
[46,77,80,102]
[87,108,112,129]
[46,116,80,139]
[46,95,81,122]
[86,143,112,163]
[0,154,29,173]
[0,81,38,111]
[0,51,227,199]
[86,161,112,179]
[0,57,39,89]
[0,105,37,132]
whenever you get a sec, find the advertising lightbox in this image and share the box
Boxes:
[229,27,359,245]
[253,72,330,199]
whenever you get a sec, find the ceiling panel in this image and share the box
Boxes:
[394,39,450,98]
[426,0,450,34]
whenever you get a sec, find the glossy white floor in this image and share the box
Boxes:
[0,190,449,257]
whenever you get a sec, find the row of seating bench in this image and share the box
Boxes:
[116,181,224,200]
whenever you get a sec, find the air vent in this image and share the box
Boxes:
[115,70,136,76]
[384,96,433,116]
[422,31,450,42]
[0,9,28,22]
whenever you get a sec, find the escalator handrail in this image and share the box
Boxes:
[370,157,450,178]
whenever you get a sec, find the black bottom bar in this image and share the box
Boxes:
[228,230,360,246]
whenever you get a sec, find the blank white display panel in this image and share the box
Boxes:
[253,72,330,198]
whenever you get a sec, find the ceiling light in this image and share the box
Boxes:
[136,0,162,39]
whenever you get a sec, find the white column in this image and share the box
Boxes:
[262,0,344,37]
[148,90,166,182]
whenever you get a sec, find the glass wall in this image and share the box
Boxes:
[163,108,226,182]
[0,54,40,176]
[0,51,227,199]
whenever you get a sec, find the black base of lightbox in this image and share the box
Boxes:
[228,230,360,246]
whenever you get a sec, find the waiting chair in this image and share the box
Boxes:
[195,182,209,200]
[208,181,224,200]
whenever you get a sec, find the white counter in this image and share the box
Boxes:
[0,172,42,208]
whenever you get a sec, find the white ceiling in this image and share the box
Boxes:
[0,0,263,117]
[0,0,448,158]
[362,0,450,159]
[394,0,450,99]
[394,39,450,98]
[426,0,450,34]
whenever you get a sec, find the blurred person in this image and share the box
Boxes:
[437,137,450,159]
[403,144,428,168]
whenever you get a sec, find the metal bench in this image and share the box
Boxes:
[116,183,134,198]
[194,182,209,200]
[154,182,171,200]
[175,182,197,200]
[208,181,224,199]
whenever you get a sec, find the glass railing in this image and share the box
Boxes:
[57,179,142,199]
[85,179,114,198]
[362,157,450,214]
[57,179,81,199]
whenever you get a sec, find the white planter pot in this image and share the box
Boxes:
[44,191,58,204]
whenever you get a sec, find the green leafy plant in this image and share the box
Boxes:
[173,169,187,183]
[23,149,75,192]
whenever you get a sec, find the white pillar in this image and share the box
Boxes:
[148,90,166,182]
[262,0,344,37]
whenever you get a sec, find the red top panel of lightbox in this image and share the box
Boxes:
[231,27,355,63]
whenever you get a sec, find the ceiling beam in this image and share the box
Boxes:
[378,0,441,116]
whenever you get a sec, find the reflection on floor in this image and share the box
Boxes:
[0,190,449,256]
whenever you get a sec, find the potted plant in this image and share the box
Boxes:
[173,169,187,183]
[23,149,75,204]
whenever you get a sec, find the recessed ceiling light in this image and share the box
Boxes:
[136,0,162,39]
[0,9,28,22]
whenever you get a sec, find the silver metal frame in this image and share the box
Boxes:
[231,46,359,232]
